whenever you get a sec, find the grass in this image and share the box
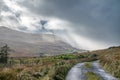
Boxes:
[0,46,120,80]
[85,62,92,69]
[86,72,102,80]
[0,53,98,80]
[97,46,120,79]
[85,46,120,79]
[85,62,102,80]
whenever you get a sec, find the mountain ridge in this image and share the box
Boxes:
[0,26,83,57]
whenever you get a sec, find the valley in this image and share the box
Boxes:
[0,45,120,80]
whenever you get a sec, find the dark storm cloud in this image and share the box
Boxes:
[18,0,120,44]
[0,0,119,46]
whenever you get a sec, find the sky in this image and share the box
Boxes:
[0,0,120,50]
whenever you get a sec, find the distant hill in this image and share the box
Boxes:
[0,27,83,57]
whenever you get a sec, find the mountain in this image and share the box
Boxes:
[0,27,82,57]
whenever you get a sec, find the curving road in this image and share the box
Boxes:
[66,61,118,80]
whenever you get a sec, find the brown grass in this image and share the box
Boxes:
[94,46,120,79]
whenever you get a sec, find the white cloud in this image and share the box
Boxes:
[46,18,69,30]
[3,0,26,12]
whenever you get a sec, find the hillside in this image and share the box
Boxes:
[86,46,120,79]
[0,42,120,80]
[0,27,81,57]
[97,46,120,78]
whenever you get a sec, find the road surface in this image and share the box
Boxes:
[66,61,118,80]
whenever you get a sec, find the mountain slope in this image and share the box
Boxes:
[0,27,81,57]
